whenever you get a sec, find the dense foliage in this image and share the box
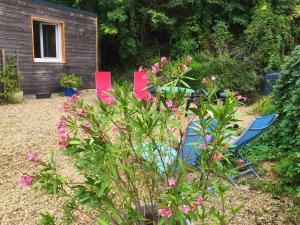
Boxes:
[271,45,300,190]
[51,0,299,73]
[250,96,276,115]
[0,57,21,98]
[247,45,300,193]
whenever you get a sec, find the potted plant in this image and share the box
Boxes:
[22,58,243,224]
[0,57,23,103]
[60,74,82,97]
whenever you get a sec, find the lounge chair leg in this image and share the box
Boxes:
[250,167,259,178]
[185,99,191,117]
[236,151,260,178]
[227,175,239,189]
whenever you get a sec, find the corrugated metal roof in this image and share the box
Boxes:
[28,0,97,17]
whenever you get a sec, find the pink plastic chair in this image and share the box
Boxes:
[95,72,115,105]
[134,72,151,101]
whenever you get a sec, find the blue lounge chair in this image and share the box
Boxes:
[227,114,278,187]
[181,114,278,188]
[180,120,216,166]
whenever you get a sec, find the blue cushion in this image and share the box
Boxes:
[135,141,177,173]
[181,120,216,166]
[233,114,277,148]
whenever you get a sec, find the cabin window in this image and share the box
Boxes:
[32,18,65,63]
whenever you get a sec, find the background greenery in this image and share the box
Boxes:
[50,0,299,95]
[246,45,300,195]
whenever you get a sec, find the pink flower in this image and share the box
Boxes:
[212,154,223,160]
[152,97,158,103]
[56,120,67,131]
[211,75,216,81]
[166,100,173,108]
[160,56,167,63]
[236,95,247,101]
[186,55,193,62]
[19,175,33,187]
[182,205,190,213]
[61,102,71,112]
[172,107,178,113]
[158,208,166,217]
[76,108,84,115]
[202,78,208,85]
[205,134,212,142]
[199,143,206,150]
[182,64,189,71]
[70,94,79,103]
[59,131,69,149]
[64,80,72,83]
[138,66,144,72]
[56,118,70,149]
[83,121,91,128]
[151,63,160,74]
[103,97,115,105]
[166,208,172,218]
[168,177,176,186]
[196,196,203,206]
[158,208,172,218]
[28,152,38,162]
[76,108,89,118]
[60,140,68,149]
[60,131,68,139]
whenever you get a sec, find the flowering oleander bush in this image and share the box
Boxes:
[60,74,82,89]
[140,55,195,88]
[22,71,243,224]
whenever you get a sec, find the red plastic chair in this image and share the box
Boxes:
[134,72,151,101]
[95,72,115,105]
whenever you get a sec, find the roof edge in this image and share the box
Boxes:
[28,0,98,17]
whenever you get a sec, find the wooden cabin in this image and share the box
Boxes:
[0,0,98,94]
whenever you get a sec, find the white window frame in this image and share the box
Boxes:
[34,22,62,63]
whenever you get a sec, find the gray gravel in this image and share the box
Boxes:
[0,91,298,225]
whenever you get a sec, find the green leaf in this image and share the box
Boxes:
[96,217,110,225]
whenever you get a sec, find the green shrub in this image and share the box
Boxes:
[276,152,300,192]
[26,79,242,224]
[251,45,300,193]
[187,51,260,96]
[243,44,300,191]
[243,3,293,72]
[59,74,82,88]
[250,96,277,115]
[246,142,282,162]
[0,57,22,99]
[262,45,300,191]
[212,21,234,53]
[272,45,300,151]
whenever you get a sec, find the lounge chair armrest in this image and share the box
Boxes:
[248,125,272,131]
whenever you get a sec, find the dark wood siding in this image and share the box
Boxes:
[0,0,97,94]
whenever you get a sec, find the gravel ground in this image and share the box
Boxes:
[0,91,298,225]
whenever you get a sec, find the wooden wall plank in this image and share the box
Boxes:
[0,0,97,94]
